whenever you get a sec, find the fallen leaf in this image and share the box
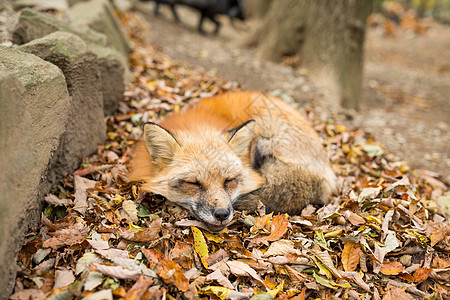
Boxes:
[263,239,301,257]
[310,249,341,279]
[413,267,432,282]
[44,194,72,206]
[340,271,371,292]
[206,269,234,290]
[83,289,113,300]
[226,260,267,288]
[343,211,366,226]
[201,286,252,300]
[206,248,229,267]
[84,271,104,291]
[267,280,284,298]
[124,275,154,300]
[142,248,189,291]
[430,226,448,247]
[122,200,139,223]
[73,175,96,215]
[382,283,409,300]
[380,261,405,275]
[169,241,194,270]
[93,263,141,280]
[9,289,46,300]
[341,242,361,272]
[251,214,289,243]
[42,223,89,250]
[119,218,162,242]
[53,267,75,290]
[357,187,382,202]
[192,227,209,269]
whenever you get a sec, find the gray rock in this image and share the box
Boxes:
[13,0,69,11]
[90,43,127,114]
[12,9,129,113]
[0,47,71,299]
[67,0,88,7]
[70,0,131,57]
[19,31,106,177]
[12,8,107,47]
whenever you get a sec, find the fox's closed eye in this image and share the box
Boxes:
[224,178,237,189]
[183,181,202,187]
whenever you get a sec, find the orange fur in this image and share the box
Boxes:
[128,91,337,227]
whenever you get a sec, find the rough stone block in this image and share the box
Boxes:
[70,0,131,57]
[12,9,129,114]
[13,0,69,11]
[0,46,70,169]
[0,47,71,299]
[19,31,106,176]
[0,70,36,300]
[90,43,126,114]
[12,8,107,47]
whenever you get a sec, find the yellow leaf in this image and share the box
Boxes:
[324,229,344,238]
[201,286,231,300]
[312,257,333,279]
[204,232,223,243]
[268,280,284,298]
[192,227,209,269]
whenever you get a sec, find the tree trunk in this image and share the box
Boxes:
[244,0,272,19]
[245,0,373,109]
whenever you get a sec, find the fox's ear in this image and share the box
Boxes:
[227,120,255,157]
[143,122,179,167]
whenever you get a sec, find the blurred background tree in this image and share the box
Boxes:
[243,0,449,109]
[244,0,374,110]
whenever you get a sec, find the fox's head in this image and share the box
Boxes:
[140,120,265,231]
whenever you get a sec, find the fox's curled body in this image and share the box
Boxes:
[129,91,337,229]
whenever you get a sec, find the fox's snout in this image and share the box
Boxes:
[213,208,230,222]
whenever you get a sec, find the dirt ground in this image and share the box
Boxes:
[134,2,449,182]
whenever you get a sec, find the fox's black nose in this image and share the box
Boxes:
[214,209,230,222]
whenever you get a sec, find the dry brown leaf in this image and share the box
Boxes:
[341,242,361,272]
[263,239,301,257]
[380,261,405,275]
[226,260,267,289]
[340,271,371,292]
[169,241,194,270]
[284,265,307,283]
[53,267,75,290]
[42,223,89,250]
[9,289,46,300]
[430,226,448,247]
[251,214,289,243]
[119,218,162,242]
[124,275,154,300]
[310,249,341,279]
[382,283,409,300]
[344,211,366,226]
[44,194,72,206]
[142,248,189,291]
[252,213,273,233]
[93,263,141,280]
[206,248,229,267]
[175,219,212,231]
[121,200,139,223]
[73,175,96,215]
[412,267,432,282]
[206,269,234,289]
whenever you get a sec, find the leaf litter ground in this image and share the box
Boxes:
[11,11,450,300]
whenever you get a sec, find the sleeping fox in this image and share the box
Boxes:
[128,91,337,230]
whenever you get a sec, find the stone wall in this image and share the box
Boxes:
[0,0,130,298]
